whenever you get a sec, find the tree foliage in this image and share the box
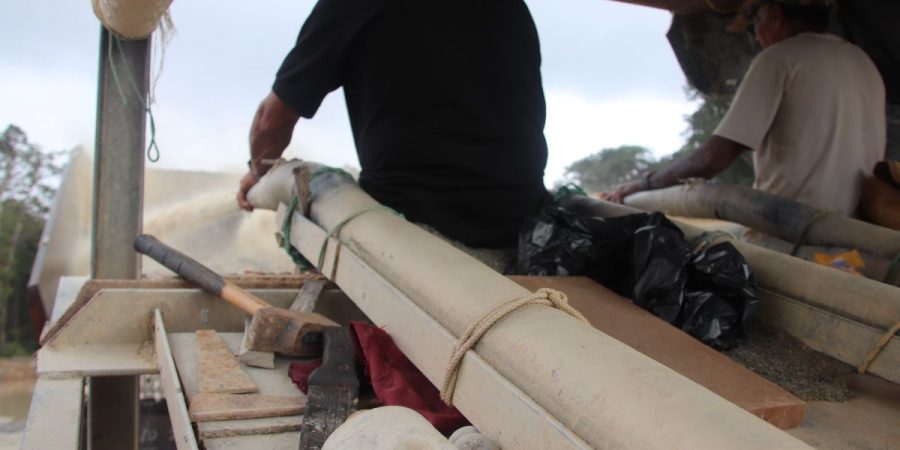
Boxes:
[563,87,755,193]
[0,125,64,353]
[563,145,655,192]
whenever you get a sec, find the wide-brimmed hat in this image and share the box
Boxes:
[731,0,833,31]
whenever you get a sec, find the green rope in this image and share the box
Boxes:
[553,183,588,201]
[311,166,355,182]
[885,254,900,286]
[317,206,403,272]
[282,196,313,270]
[108,34,161,162]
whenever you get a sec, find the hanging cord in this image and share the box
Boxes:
[107,33,162,162]
[281,195,314,270]
[553,183,587,201]
[857,318,900,375]
[278,165,355,270]
[439,288,588,406]
[790,210,831,256]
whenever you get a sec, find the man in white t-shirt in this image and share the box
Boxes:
[602,0,886,217]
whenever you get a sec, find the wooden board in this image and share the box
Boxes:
[189,393,306,422]
[20,377,84,450]
[197,329,258,394]
[198,415,304,439]
[169,332,308,442]
[154,310,200,450]
[510,276,806,430]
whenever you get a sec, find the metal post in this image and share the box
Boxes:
[88,27,150,450]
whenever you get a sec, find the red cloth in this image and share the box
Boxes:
[289,321,469,435]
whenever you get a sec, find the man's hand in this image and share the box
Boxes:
[239,91,300,210]
[237,171,259,211]
[598,179,643,204]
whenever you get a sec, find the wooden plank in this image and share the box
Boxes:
[198,416,303,439]
[189,393,306,422]
[42,277,320,345]
[154,310,201,450]
[290,278,328,312]
[37,344,156,377]
[42,288,301,349]
[20,377,84,450]
[169,332,308,442]
[196,330,258,394]
[511,276,806,429]
[204,432,302,450]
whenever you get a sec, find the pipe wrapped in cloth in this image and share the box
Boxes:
[560,195,900,385]
[248,160,810,450]
[624,183,900,260]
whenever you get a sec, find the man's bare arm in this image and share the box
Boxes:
[237,92,301,211]
[600,135,748,203]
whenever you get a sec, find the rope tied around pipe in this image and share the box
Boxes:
[790,209,832,256]
[439,288,588,406]
[858,318,900,375]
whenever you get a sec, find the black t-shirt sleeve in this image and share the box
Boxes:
[273,0,384,118]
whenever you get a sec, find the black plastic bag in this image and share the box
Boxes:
[516,205,600,276]
[516,204,758,349]
[517,206,690,319]
[631,215,692,323]
[681,242,760,349]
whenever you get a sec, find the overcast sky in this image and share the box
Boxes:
[0,0,694,186]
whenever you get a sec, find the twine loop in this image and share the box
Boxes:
[439,288,588,405]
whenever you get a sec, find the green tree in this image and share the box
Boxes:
[563,145,655,193]
[659,88,755,187]
[0,125,63,353]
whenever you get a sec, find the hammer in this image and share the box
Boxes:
[134,234,337,357]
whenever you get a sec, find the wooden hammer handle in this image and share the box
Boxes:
[134,234,270,314]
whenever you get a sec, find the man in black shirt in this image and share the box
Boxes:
[238,0,550,248]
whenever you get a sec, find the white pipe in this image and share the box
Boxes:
[248,161,810,450]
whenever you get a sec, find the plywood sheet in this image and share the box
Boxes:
[20,377,84,450]
[511,276,806,429]
[189,393,306,422]
[154,311,200,450]
[198,415,304,439]
[169,332,308,442]
[196,330,258,394]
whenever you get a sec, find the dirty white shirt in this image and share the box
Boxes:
[714,32,886,216]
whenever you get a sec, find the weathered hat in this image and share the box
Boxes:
[731,0,833,31]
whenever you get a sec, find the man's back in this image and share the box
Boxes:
[274,0,550,247]
[715,32,886,215]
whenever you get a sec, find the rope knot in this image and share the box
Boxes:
[537,287,566,305]
[439,287,588,405]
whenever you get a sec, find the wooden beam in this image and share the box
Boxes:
[90,24,151,450]
[20,377,85,450]
[512,276,805,429]
[37,288,301,376]
[188,393,306,422]
[196,330,258,394]
[154,310,200,450]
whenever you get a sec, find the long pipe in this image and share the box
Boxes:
[248,160,810,450]
[624,183,900,260]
